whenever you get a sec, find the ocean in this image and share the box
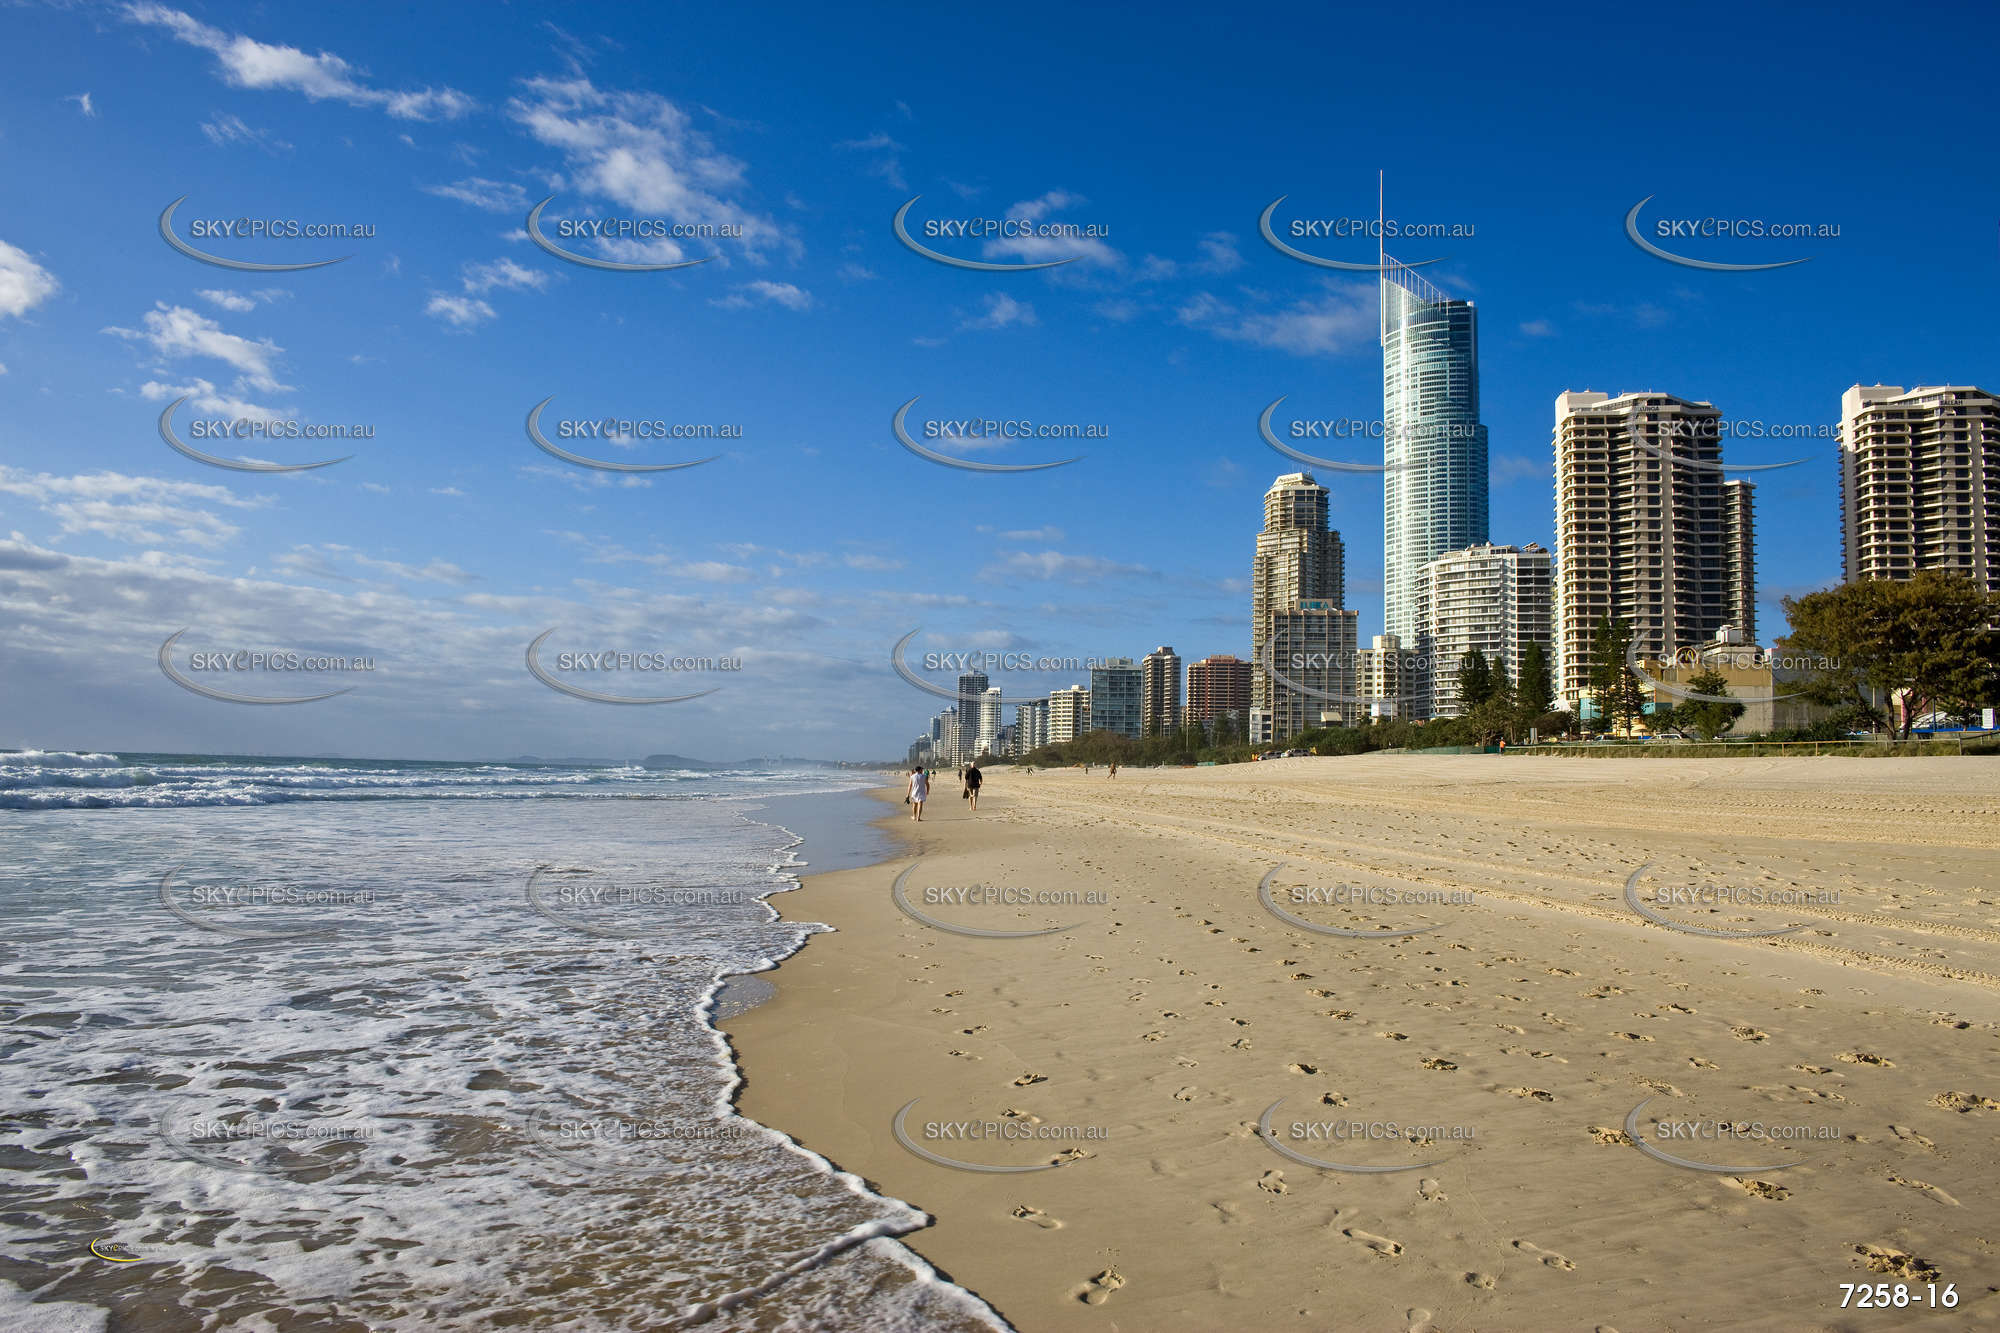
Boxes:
[0,752,1004,1332]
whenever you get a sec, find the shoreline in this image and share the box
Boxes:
[724,756,2000,1330]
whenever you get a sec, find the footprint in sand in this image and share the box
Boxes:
[1511,1239,1575,1270]
[1588,1125,1634,1146]
[1173,1086,1197,1102]
[1287,1062,1320,1075]
[1610,1032,1654,1042]
[1687,1057,1718,1069]
[1506,1087,1555,1102]
[1418,1177,1446,1202]
[1887,1174,1959,1206]
[1725,1177,1789,1201]
[1889,1124,1938,1152]
[1421,1058,1457,1071]
[1379,1032,1410,1041]
[1463,1271,1497,1289]
[1077,1269,1126,1304]
[1853,1245,1939,1281]
[1258,1170,1288,1194]
[1341,1227,1403,1258]
[1012,1204,1063,1229]
[1013,1073,1048,1086]
[1838,1052,1894,1067]
[1931,1090,2000,1113]
[1731,1026,1768,1043]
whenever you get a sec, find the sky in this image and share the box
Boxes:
[1,0,1996,761]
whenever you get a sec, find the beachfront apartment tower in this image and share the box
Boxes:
[1382,257,1489,650]
[1014,699,1049,754]
[954,671,988,765]
[1046,686,1090,744]
[1141,646,1182,735]
[1265,600,1362,736]
[1186,654,1253,728]
[1089,659,1143,739]
[1358,633,1413,721]
[1839,384,2000,600]
[977,687,1003,758]
[1252,472,1346,713]
[1552,391,1756,708]
[1418,542,1554,717]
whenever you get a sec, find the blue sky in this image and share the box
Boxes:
[2,0,1996,760]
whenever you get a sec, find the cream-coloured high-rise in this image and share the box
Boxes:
[1839,385,2000,598]
[1046,686,1090,744]
[1552,391,1756,709]
[1417,542,1553,717]
[1140,646,1182,736]
[1251,472,1346,718]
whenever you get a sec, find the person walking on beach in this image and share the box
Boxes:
[907,764,928,820]
[1108,762,1118,780]
[963,760,983,811]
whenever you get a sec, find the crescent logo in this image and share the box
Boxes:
[888,630,1054,707]
[525,196,714,272]
[1257,864,1437,940]
[524,629,722,705]
[892,196,1078,272]
[1626,431,1808,474]
[90,1238,142,1263]
[1623,196,1811,273]
[1258,196,1446,273]
[890,1098,1060,1173]
[525,867,660,939]
[890,862,1078,939]
[1257,1099,1449,1174]
[158,629,355,706]
[891,397,1080,473]
[1257,397,1411,474]
[1256,638,1421,709]
[157,395,350,473]
[525,397,717,473]
[158,196,348,272]
[157,865,339,941]
[1623,1098,1805,1173]
[1620,864,1809,941]
[1624,637,1806,707]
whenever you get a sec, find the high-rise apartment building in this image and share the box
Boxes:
[1264,600,1361,735]
[1014,700,1049,755]
[1252,472,1346,713]
[1418,542,1554,717]
[954,671,988,765]
[1721,479,1757,640]
[1140,646,1182,735]
[977,686,1003,758]
[1839,384,2000,599]
[1552,391,1756,708]
[1046,686,1090,743]
[1358,634,1412,721]
[1382,258,1489,646]
[1186,654,1253,727]
[1089,659,1143,739]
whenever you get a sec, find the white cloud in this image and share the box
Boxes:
[709,280,811,312]
[835,131,906,190]
[69,92,97,118]
[960,292,1036,332]
[124,4,475,120]
[983,549,1155,582]
[1176,282,1375,358]
[105,303,287,390]
[200,113,291,153]
[0,241,60,319]
[1519,319,1556,338]
[0,466,269,549]
[424,177,532,213]
[197,289,257,313]
[430,486,466,497]
[461,258,549,294]
[424,294,497,329]
[139,377,284,424]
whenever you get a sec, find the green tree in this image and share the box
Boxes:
[1587,616,1645,736]
[1455,649,1495,711]
[1780,573,1999,738]
[1515,642,1554,720]
[1670,668,1746,740]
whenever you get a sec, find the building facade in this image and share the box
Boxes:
[1140,645,1182,736]
[1840,384,2000,599]
[1418,542,1554,717]
[1357,633,1413,721]
[1552,390,1756,708]
[1382,258,1490,647]
[1186,654,1253,729]
[976,686,1003,758]
[1089,659,1143,738]
[1014,700,1049,755]
[954,671,988,766]
[1252,472,1346,714]
[1264,600,1362,736]
[1046,686,1090,744]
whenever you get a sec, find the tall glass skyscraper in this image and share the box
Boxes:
[1381,258,1489,656]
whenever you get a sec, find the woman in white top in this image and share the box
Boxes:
[907,765,929,820]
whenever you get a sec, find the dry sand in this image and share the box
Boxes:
[724,756,2000,1330]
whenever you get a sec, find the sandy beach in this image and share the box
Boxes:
[724,756,2000,1331]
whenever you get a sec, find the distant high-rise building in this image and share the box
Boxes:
[1252,472,1346,714]
[1358,634,1412,721]
[1264,600,1361,736]
[1552,391,1756,709]
[1418,542,1553,717]
[1186,654,1253,728]
[1840,384,2000,600]
[1014,700,1049,754]
[1046,686,1090,743]
[1089,659,1143,738]
[933,707,959,766]
[1140,646,1182,735]
[977,686,1002,758]
[1721,478,1757,640]
[955,671,988,764]
[1382,257,1489,647]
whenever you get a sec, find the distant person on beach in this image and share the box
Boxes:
[907,765,928,820]
[1108,763,1118,779]
[964,761,983,810]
